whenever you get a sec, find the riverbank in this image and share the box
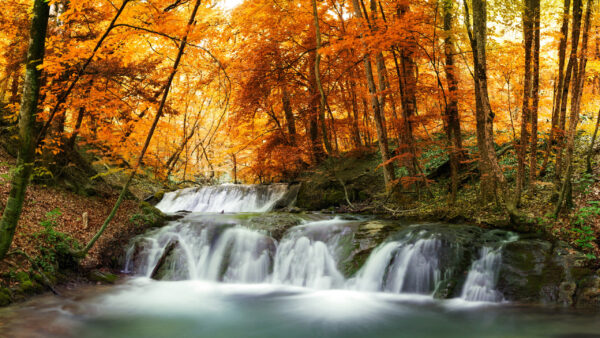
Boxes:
[0,146,169,306]
[0,141,599,308]
[294,146,600,260]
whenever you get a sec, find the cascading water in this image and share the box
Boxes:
[125,215,352,288]
[460,234,518,302]
[125,216,276,282]
[350,231,444,295]
[155,183,292,213]
[460,246,503,302]
[125,185,514,303]
[272,218,351,289]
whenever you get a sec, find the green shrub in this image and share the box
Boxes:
[31,208,81,272]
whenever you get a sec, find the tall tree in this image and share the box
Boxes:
[0,0,50,259]
[554,0,592,216]
[516,0,535,203]
[80,0,204,256]
[465,0,504,202]
[529,0,541,190]
[442,0,463,204]
[541,0,571,176]
[311,0,333,155]
[351,0,396,190]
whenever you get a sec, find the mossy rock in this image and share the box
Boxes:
[0,288,12,306]
[295,151,384,210]
[88,270,119,284]
[136,201,169,228]
[496,239,568,303]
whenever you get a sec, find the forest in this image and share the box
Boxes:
[1,0,600,336]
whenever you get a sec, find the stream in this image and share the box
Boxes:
[1,184,600,337]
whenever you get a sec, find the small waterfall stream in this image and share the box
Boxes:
[125,184,515,303]
[156,184,291,213]
[350,233,443,294]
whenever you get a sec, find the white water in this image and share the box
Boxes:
[460,246,503,302]
[128,185,515,303]
[126,215,350,288]
[155,184,291,213]
[272,219,349,289]
[350,232,442,294]
[460,234,518,302]
[125,220,275,282]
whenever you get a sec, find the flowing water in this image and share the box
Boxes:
[2,185,600,337]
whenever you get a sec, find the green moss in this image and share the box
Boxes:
[15,271,30,284]
[0,288,11,306]
[88,270,119,284]
[154,190,165,201]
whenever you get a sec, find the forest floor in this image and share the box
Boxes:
[0,146,166,305]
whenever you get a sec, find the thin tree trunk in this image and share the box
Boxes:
[516,0,534,203]
[442,0,463,204]
[80,0,203,256]
[529,0,541,190]
[540,0,570,175]
[555,0,591,216]
[351,0,395,190]
[586,107,600,173]
[281,87,296,145]
[556,0,583,181]
[0,0,50,259]
[466,0,516,216]
[311,0,333,155]
[308,46,324,162]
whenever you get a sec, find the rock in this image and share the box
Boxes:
[295,151,385,210]
[144,190,166,206]
[497,239,553,302]
[558,282,576,305]
[575,275,600,307]
[273,184,301,209]
[150,241,183,280]
[88,270,119,284]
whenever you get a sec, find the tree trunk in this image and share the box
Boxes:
[442,0,463,204]
[281,87,296,145]
[516,0,534,203]
[0,0,50,259]
[80,0,203,257]
[351,0,395,190]
[311,0,333,156]
[556,0,583,181]
[529,0,541,190]
[540,0,570,175]
[308,46,325,162]
[586,107,600,173]
[555,0,592,216]
[466,0,514,211]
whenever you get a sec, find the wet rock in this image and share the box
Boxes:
[150,241,187,281]
[88,270,119,284]
[575,275,600,307]
[558,282,576,305]
[273,184,301,209]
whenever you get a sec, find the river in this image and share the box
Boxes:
[1,184,599,337]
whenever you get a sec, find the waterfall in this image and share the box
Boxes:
[460,234,517,302]
[460,246,503,302]
[155,184,292,213]
[350,231,443,295]
[125,184,517,303]
[272,219,350,289]
[126,216,351,288]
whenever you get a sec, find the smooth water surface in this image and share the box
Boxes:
[1,278,600,338]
